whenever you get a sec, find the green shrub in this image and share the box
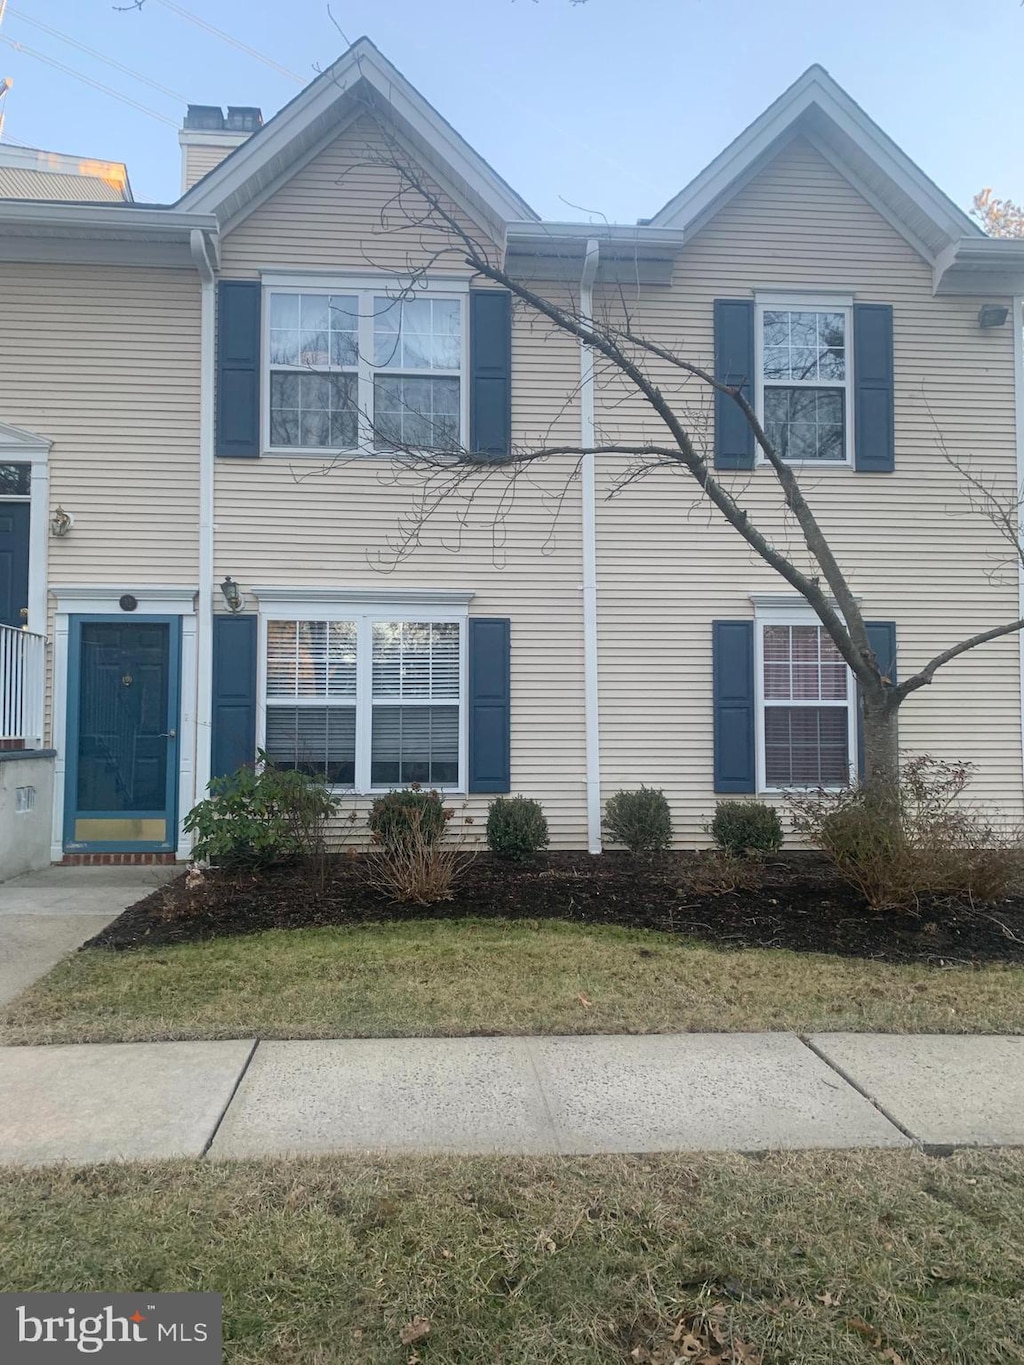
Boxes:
[709,800,783,857]
[787,754,1024,910]
[603,787,673,858]
[368,787,450,849]
[486,796,549,860]
[184,753,336,870]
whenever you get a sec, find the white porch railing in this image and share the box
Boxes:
[0,623,46,747]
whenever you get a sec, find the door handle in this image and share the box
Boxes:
[160,729,177,740]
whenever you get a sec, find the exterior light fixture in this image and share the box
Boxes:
[220,576,243,613]
[978,304,1010,329]
[50,505,73,537]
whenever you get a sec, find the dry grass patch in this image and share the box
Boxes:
[2,919,1023,1045]
[2,1149,1023,1363]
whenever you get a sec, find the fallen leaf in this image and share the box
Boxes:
[880,1350,905,1365]
[846,1316,882,1348]
[815,1290,843,1307]
[578,992,593,1008]
[399,1316,431,1346]
[629,1348,650,1363]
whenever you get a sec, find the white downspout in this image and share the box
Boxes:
[580,239,601,852]
[1013,295,1024,811]
[191,229,216,823]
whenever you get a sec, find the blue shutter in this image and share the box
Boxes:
[210,614,257,781]
[714,299,755,470]
[857,621,897,779]
[469,290,512,457]
[216,280,261,458]
[853,304,894,473]
[468,617,511,793]
[713,620,756,793]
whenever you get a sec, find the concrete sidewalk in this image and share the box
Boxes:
[0,865,178,1007]
[0,1031,1021,1166]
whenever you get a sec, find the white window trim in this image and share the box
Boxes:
[260,280,470,459]
[256,595,470,794]
[753,602,857,794]
[754,292,854,469]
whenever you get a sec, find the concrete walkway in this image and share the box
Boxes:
[1,1031,1021,1166]
[0,865,178,1007]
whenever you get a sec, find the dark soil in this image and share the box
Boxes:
[86,852,1024,967]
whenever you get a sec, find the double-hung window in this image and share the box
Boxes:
[757,615,856,790]
[757,297,851,463]
[263,608,465,790]
[265,285,465,455]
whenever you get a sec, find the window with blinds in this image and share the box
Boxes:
[262,615,463,789]
[371,622,460,785]
[761,623,852,787]
[264,620,357,782]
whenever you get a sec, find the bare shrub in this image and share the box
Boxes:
[787,754,1024,910]
[366,801,472,906]
[683,850,764,896]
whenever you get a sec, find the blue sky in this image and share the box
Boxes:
[0,0,1021,220]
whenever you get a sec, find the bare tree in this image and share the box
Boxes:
[312,116,1024,806]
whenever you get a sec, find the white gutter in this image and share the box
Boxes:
[191,229,217,820]
[1014,296,1024,810]
[580,238,601,853]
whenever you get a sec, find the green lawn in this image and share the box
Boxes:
[2,1149,1023,1363]
[3,918,1022,1045]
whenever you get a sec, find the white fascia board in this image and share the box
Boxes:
[179,39,536,227]
[506,221,685,251]
[0,201,217,235]
[933,237,1024,296]
[647,65,979,250]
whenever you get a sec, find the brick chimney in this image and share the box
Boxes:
[179,104,262,192]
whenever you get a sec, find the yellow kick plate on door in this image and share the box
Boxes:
[74,818,167,842]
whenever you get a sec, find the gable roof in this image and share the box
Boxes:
[646,64,982,262]
[176,37,537,232]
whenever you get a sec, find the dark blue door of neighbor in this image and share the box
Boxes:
[65,617,180,852]
[0,501,30,629]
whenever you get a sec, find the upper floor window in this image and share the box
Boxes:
[757,299,851,464]
[265,287,465,455]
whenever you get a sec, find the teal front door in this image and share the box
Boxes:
[65,617,180,852]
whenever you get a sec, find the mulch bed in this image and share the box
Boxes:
[85,852,1024,967]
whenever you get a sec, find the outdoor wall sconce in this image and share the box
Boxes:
[50,506,73,537]
[978,304,1010,328]
[220,576,244,613]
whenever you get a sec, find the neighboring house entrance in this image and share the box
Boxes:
[0,497,30,629]
[64,617,180,853]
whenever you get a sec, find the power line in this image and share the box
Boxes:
[0,35,177,126]
[152,1,304,84]
[5,6,188,104]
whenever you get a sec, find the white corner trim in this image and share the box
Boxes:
[193,238,216,813]
[579,237,602,855]
[253,586,474,611]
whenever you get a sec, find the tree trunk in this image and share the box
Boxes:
[860,692,900,794]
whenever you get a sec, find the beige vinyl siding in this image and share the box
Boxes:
[591,136,1023,840]
[0,263,201,744]
[182,142,238,191]
[216,119,587,844]
[219,117,501,279]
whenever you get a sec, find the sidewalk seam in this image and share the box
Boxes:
[522,1039,565,1156]
[799,1035,920,1146]
[200,1038,260,1158]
